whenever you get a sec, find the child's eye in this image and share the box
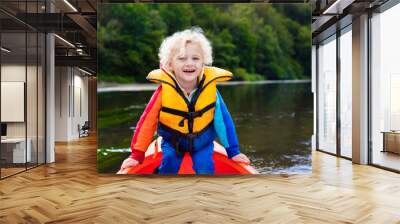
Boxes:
[178,57,186,61]
[193,57,200,61]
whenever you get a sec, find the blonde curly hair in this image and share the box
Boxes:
[158,27,213,68]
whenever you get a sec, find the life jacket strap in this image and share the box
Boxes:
[161,102,216,127]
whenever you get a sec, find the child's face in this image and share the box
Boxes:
[169,42,204,85]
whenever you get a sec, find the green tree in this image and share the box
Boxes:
[98,3,311,83]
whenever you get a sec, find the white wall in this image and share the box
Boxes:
[1,63,46,164]
[55,66,89,141]
[1,65,38,137]
[55,66,69,141]
[312,45,316,150]
[1,65,26,139]
[1,65,26,81]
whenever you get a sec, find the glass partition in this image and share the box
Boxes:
[371,4,400,171]
[0,1,46,179]
[1,30,28,177]
[317,35,337,154]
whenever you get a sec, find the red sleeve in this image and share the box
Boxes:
[130,150,145,163]
[130,86,162,163]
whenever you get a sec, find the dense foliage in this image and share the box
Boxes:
[98,4,311,83]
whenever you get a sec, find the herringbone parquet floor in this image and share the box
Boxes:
[1,135,400,223]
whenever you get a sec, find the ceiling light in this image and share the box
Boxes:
[78,67,93,76]
[322,0,355,15]
[63,0,78,12]
[1,47,11,53]
[54,34,75,48]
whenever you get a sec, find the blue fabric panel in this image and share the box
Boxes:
[214,90,240,158]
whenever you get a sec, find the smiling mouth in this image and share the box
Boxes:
[183,69,196,73]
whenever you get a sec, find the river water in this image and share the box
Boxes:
[97,82,313,174]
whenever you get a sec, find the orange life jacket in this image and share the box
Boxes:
[146,66,233,136]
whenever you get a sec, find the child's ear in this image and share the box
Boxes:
[167,62,173,71]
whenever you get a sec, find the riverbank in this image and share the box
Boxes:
[98,80,311,93]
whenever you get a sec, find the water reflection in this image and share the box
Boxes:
[98,83,313,174]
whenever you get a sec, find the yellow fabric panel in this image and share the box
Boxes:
[193,109,215,132]
[159,82,189,134]
[195,81,216,110]
[147,69,176,87]
[162,84,188,112]
[159,110,188,134]
[203,67,233,84]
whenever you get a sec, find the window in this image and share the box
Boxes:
[317,35,337,154]
[370,3,400,171]
[339,27,352,158]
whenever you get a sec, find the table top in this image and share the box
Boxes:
[381,131,400,134]
[1,138,28,143]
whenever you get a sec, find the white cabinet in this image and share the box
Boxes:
[1,138,31,163]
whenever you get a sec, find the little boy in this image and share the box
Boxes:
[120,27,249,174]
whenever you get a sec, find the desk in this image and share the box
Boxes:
[382,131,400,154]
[1,138,31,163]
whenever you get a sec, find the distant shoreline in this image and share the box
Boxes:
[97,80,311,93]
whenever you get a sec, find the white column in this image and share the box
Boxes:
[55,67,74,141]
[312,45,317,150]
[352,14,369,164]
[45,0,55,163]
[46,33,55,163]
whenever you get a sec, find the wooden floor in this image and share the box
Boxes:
[1,135,400,224]
[1,167,26,177]
[373,150,400,171]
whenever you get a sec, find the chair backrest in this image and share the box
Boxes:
[82,121,90,129]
